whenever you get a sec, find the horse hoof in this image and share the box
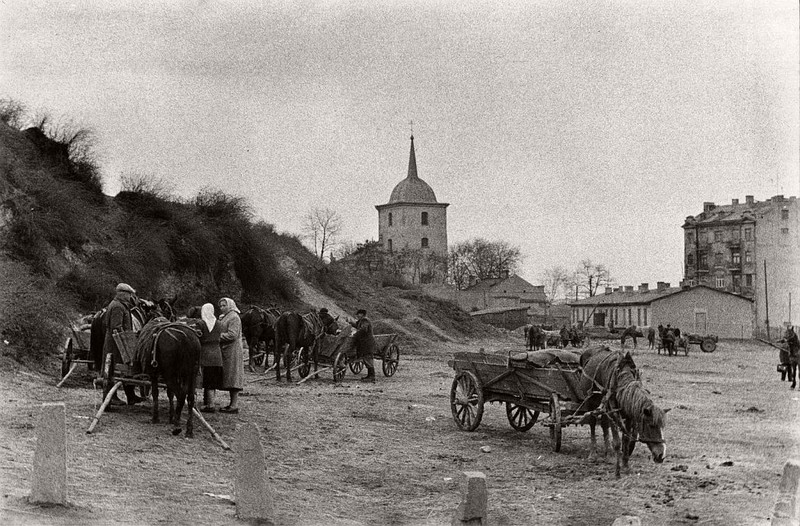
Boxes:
[186,432,194,439]
[172,428,182,436]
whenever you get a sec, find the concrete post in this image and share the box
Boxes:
[773,459,800,526]
[452,471,487,525]
[235,423,275,523]
[30,402,67,505]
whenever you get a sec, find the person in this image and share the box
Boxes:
[559,325,569,349]
[350,308,377,383]
[103,283,144,406]
[620,325,638,350]
[194,303,223,413]
[319,308,339,335]
[647,326,656,350]
[664,326,676,356]
[218,297,244,413]
[780,326,800,388]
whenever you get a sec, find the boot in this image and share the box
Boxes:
[124,385,144,405]
[361,368,376,383]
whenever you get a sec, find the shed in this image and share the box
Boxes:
[469,305,529,331]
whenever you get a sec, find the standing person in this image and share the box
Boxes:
[218,297,244,413]
[780,326,800,389]
[647,326,656,350]
[350,308,377,383]
[559,325,569,349]
[318,308,339,335]
[620,325,638,350]
[103,283,144,406]
[194,303,223,413]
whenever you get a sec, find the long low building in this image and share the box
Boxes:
[568,283,754,339]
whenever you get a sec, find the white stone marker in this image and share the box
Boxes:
[30,402,67,505]
[452,471,487,525]
[773,459,800,526]
[235,423,275,523]
[611,516,641,526]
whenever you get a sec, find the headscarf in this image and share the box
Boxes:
[219,297,240,318]
[201,303,216,332]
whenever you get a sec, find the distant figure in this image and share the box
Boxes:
[350,309,377,382]
[559,325,569,349]
[647,326,656,350]
[620,325,638,350]
[664,326,676,356]
[779,326,799,389]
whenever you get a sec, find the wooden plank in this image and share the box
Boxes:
[87,381,123,434]
[296,366,334,385]
[192,408,231,450]
[56,362,79,388]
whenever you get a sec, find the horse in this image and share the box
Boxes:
[135,318,201,437]
[156,296,178,322]
[542,329,561,348]
[241,305,280,372]
[273,311,323,381]
[579,345,668,478]
[524,325,544,351]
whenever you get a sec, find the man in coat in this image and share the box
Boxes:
[103,283,143,406]
[319,308,339,335]
[351,308,377,382]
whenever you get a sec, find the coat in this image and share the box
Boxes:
[103,293,134,362]
[352,317,377,357]
[218,311,244,390]
[199,321,223,368]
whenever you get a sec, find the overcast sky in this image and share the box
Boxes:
[2,0,798,291]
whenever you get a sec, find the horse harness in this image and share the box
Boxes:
[148,321,201,368]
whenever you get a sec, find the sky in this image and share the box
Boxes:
[1,0,799,292]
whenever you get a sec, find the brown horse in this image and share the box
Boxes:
[273,311,324,381]
[241,305,280,371]
[579,345,668,478]
[136,319,201,437]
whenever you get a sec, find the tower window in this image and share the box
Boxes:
[387,239,393,252]
[421,237,429,248]
[732,251,740,265]
[745,250,752,263]
[421,212,428,226]
[388,213,393,226]
[782,209,789,220]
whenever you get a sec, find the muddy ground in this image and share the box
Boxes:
[1,336,798,525]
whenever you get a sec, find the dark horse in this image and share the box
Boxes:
[136,318,201,437]
[241,305,280,372]
[524,325,544,351]
[273,311,323,381]
[89,298,165,370]
[579,345,668,478]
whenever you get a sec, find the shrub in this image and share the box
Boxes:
[0,98,27,129]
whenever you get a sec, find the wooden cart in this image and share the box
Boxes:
[57,328,95,387]
[448,350,591,452]
[301,328,400,383]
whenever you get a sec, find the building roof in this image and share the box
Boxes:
[469,305,529,316]
[567,284,753,307]
[387,136,439,204]
[464,275,547,301]
[682,195,796,228]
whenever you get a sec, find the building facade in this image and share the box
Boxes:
[375,136,448,283]
[682,195,799,334]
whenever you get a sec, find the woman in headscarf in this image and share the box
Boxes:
[218,297,244,413]
[194,303,223,412]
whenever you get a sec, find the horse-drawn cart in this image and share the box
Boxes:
[658,333,718,355]
[448,349,590,452]
[57,327,95,387]
[301,327,400,383]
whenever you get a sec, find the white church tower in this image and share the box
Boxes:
[376,135,449,282]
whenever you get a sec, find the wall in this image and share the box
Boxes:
[377,203,448,258]
[650,287,754,339]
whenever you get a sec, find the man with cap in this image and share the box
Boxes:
[350,308,377,382]
[103,283,144,406]
[318,308,338,335]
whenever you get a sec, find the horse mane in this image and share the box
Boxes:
[615,379,666,428]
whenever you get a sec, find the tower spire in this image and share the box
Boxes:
[407,134,418,179]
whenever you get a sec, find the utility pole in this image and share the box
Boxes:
[764,260,771,341]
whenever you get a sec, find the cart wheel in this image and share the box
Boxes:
[349,360,363,375]
[61,339,74,378]
[382,344,400,377]
[506,403,539,432]
[549,393,562,452]
[450,370,484,431]
[298,347,311,378]
[333,351,348,383]
[701,338,716,353]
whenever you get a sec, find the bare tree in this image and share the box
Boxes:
[573,259,613,298]
[540,265,570,304]
[302,207,343,262]
[447,238,523,288]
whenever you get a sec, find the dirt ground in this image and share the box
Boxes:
[1,335,799,526]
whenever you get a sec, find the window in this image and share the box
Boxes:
[744,228,752,240]
[387,239,392,252]
[421,237,429,248]
[643,308,647,326]
[732,251,740,265]
[686,231,694,242]
[421,212,429,226]
[782,209,789,220]
[782,228,789,235]
[714,252,723,265]
[745,250,752,263]
[628,308,632,325]
[637,308,641,326]
[733,275,741,288]
[714,231,723,242]
[700,254,708,267]
[745,274,753,287]
[699,231,706,243]
[687,254,695,265]
[388,213,393,226]
[715,277,725,288]
[732,229,740,240]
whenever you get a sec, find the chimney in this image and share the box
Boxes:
[772,195,785,202]
[624,286,634,292]
[656,281,667,291]
[745,195,754,204]
[638,283,649,292]
[732,198,739,205]
[703,202,715,213]
[680,280,691,289]
[605,287,613,295]
[614,287,623,293]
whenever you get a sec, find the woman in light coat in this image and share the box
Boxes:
[218,297,244,413]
